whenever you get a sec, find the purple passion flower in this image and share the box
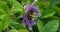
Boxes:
[22,0,41,30]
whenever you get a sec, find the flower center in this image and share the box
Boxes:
[27,11,38,21]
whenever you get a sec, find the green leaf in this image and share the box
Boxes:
[22,0,27,4]
[9,29,28,32]
[0,0,6,2]
[10,0,26,14]
[54,6,60,16]
[9,29,18,32]
[37,20,44,32]
[0,7,5,15]
[7,0,13,8]
[41,9,56,18]
[48,16,60,20]
[0,2,11,30]
[10,21,27,30]
[50,0,60,6]
[0,1,9,12]
[18,29,28,32]
[44,20,59,32]
[0,22,2,31]
[57,27,60,32]
[0,14,11,31]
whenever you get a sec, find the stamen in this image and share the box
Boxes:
[32,18,35,21]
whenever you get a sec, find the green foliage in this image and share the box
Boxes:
[41,9,56,18]
[9,29,28,32]
[0,14,11,31]
[0,8,5,15]
[10,21,27,30]
[0,1,9,12]
[9,29,18,32]
[18,29,28,32]
[50,0,60,6]
[11,0,25,14]
[0,0,60,32]
[44,20,59,32]
[37,20,44,32]
[54,6,60,16]
[0,1,11,31]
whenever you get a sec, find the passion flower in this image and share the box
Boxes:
[22,0,41,30]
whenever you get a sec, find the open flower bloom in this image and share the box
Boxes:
[22,0,41,30]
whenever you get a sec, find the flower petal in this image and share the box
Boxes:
[22,15,28,26]
[27,6,38,14]
[28,23,32,30]
[36,13,41,17]
[22,19,26,26]
[28,20,37,26]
